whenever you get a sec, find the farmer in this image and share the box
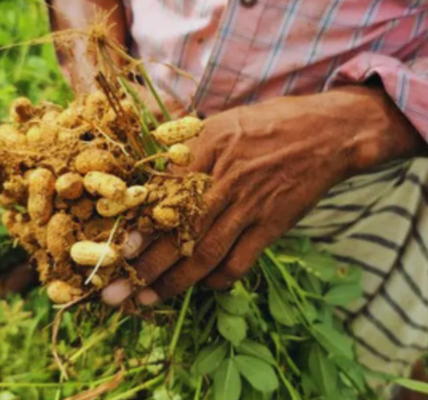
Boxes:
[3,0,428,398]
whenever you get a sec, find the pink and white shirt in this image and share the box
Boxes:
[124,0,428,142]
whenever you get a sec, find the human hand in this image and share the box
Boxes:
[0,263,37,298]
[102,85,423,306]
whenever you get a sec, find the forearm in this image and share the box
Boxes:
[47,0,127,92]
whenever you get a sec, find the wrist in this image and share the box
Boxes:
[322,85,424,177]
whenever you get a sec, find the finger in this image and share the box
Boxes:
[101,278,132,306]
[134,185,231,285]
[0,263,37,297]
[141,208,250,304]
[121,230,153,260]
[204,226,270,290]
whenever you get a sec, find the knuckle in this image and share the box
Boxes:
[196,238,227,266]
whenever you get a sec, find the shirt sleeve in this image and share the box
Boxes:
[325,51,428,143]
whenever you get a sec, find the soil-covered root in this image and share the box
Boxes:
[0,88,210,304]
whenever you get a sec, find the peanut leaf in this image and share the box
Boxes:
[214,359,241,400]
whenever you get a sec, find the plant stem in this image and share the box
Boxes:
[169,287,194,357]
[276,366,302,400]
[193,377,203,400]
[108,374,165,400]
[107,41,171,122]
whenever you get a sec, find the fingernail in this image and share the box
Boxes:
[137,288,160,306]
[102,279,132,306]
[121,230,144,260]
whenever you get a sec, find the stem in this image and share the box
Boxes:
[169,287,194,357]
[276,366,302,400]
[134,153,167,169]
[193,377,203,400]
[107,41,171,122]
[108,374,165,400]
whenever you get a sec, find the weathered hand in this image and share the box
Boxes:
[0,263,37,298]
[102,85,422,306]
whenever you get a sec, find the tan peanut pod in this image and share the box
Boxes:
[56,108,80,128]
[70,197,94,221]
[152,116,203,145]
[168,143,192,166]
[152,205,180,228]
[96,185,148,217]
[27,125,57,146]
[26,126,43,145]
[84,171,126,200]
[83,91,108,120]
[90,274,104,288]
[96,198,127,217]
[10,97,34,123]
[28,168,56,226]
[47,213,76,261]
[46,280,82,304]
[70,241,119,267]
[0,124,27,147]
[124,186,149,208]
[75,148,117,174]
[55,173,84,200]
[42,110,60,123]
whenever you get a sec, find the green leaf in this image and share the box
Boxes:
[217,311,247,346]
[331,355,366,392]
[395,378,428,394]
[300,251,336,281]
[217,291,250,316]
[331,265,362,285]
[234,355,279,393]
[312,323,354,360]
[214,359,242,400]
[308,344,337,397]
[267,283,297,327]
[236,339,276,366]
[0,392,18,400]
[195,341,228,375]
[324,284,362,306]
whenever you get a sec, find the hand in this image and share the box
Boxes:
[102,85,423,306]
[0,263,37,298]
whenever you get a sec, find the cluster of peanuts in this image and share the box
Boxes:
[0,95,209,304]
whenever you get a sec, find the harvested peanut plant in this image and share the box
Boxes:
[1,8,428,400]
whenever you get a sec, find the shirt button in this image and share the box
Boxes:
[240,0,257,7]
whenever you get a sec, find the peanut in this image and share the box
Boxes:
[28,168,56,226]
[47,213,76,261]
[96,185,148,217]
[168,143,192,166]
[70,241,119,267]
[46,280,82,304]
[75,148,117,174]
[10,97,34,123]
[84,171,126,200]
[0,124,26,147]
[152,116,203,145]
[55,173,84,200]
[152,205,180,228]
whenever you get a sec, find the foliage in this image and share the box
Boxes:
[0,0,72,120]
[1,239,427,399]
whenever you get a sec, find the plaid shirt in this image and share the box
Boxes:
[125,0,428,141]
